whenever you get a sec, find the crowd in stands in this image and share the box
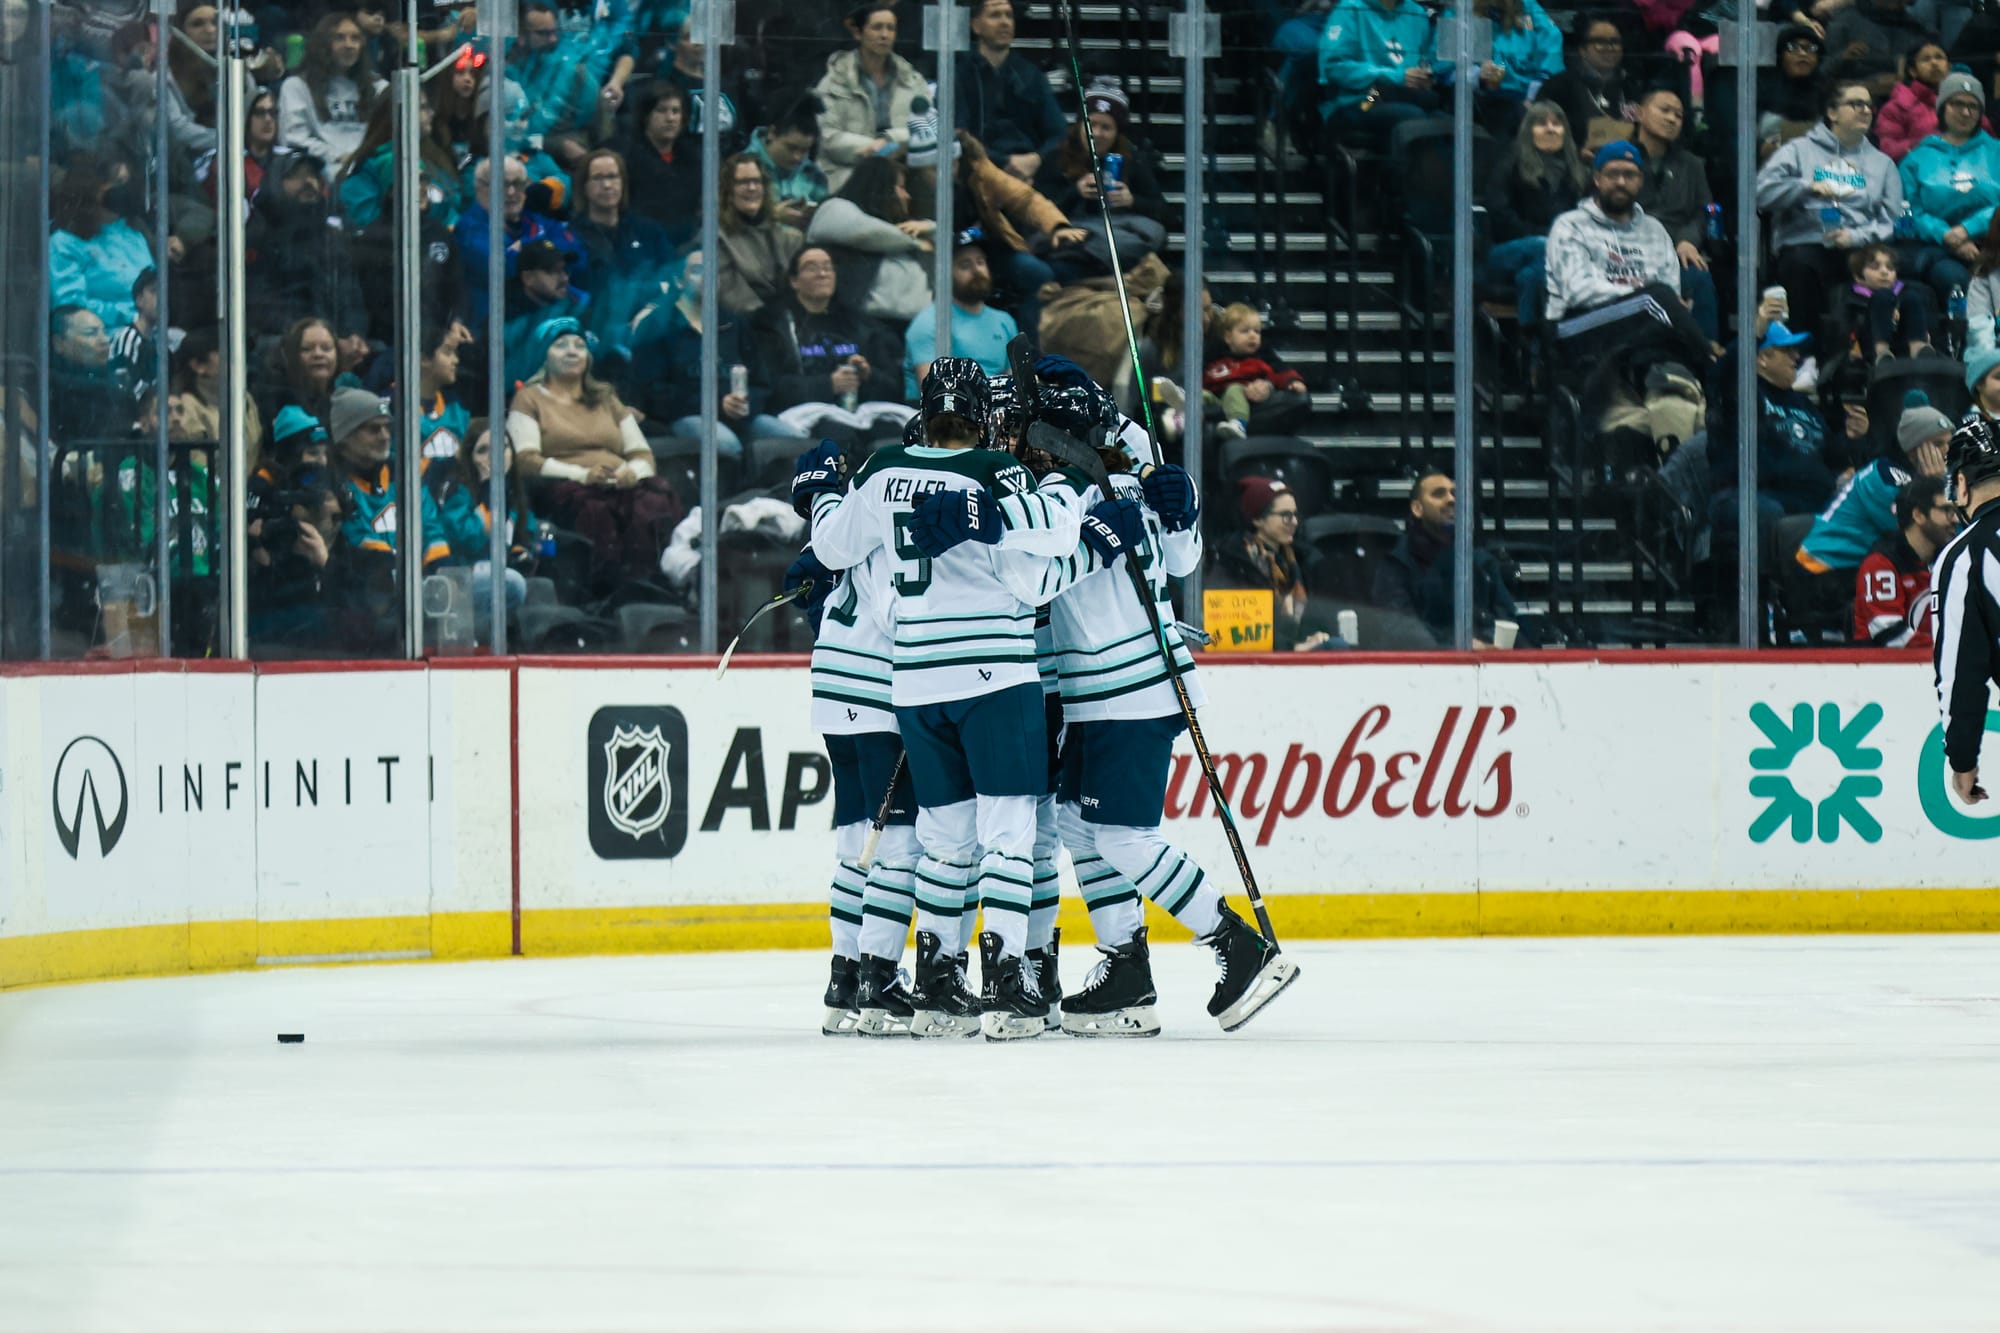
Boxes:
[23,0,1206,656]
[26,0,2000,656]
[1257,0,2000,644]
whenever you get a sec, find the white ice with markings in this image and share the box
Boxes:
[3,937,1999,1331]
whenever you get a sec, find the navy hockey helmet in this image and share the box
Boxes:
[1947,414,2000,506]
[901,411,926,447]
[988,374,1026,450]
[921,357,990,436]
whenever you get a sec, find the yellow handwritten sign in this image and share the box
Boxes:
[1202,588,1274,652]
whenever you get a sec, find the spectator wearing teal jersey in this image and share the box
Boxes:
[434,418,533,636]
[1895,70,2000,307]
[1317,0,1440,140]
[747,95,831,231]
[509,0,601,171]
[329,385,449,569]
[337,94,466,232]
[49,154,156,341]
[1433,0,1563,136]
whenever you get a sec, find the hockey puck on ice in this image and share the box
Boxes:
[276,1034,305,1044]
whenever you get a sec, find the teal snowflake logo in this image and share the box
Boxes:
[1747,702,1884,843]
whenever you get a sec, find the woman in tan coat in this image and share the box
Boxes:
[715,154,805,317]
[506,316,681,592]
[811,1,930,193]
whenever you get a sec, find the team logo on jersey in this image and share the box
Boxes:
[587,706,690,859]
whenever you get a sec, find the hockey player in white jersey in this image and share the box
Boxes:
[1022,374,1299,1035]
[792,359,1135,1039]
[783,537,922,1038]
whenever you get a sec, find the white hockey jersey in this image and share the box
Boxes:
[810,547,897,736]
[1044,471,1206,723]
[809,444,1086,707]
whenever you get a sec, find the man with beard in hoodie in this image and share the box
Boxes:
[1756,79,1904,360]
[1543,140,1712,382]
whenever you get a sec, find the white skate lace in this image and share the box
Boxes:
[1077,949,1117,995]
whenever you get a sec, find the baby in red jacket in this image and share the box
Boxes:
[1203,304,1309,439]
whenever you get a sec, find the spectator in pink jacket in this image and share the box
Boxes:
[1876,42,1956,161]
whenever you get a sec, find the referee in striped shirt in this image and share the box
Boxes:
[1931,415,2000,807]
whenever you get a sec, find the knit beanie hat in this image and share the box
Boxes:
[1237,475,1291,526]
[1966,345,2000,395]
[1939,67,1984,112]
[1897,390,1953,453]
[905,95,959,168]
[1083,77,1131,134]
[528,315,590,372]
[271,404,329,450]
[328,387,388,445]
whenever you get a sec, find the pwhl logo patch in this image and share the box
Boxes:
[1747,702,1882,843]
[587,706,689,859]
[51,736,129,859]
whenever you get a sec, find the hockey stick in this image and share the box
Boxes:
[1038,7,1281,943]
[856,750,907,872]
[715,580,812,679]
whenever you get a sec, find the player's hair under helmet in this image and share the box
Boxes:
[1947,414,2000,506]
[921,357,990,437]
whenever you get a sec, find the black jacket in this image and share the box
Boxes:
[1371,518,1519,645]
[1482,153,1582,244]
[608,133,703,249]
[1932,496,2000,772]
[955,50,1068,162]
[1034,135,1168,225]
[1636,141,1714,253]
[1705,341,1853,514]
[753,298,902,411]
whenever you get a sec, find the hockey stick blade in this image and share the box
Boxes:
[715,580,812,679]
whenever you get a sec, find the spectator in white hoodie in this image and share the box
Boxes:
[1543,139,1713,381]
[1754,78,1903,355]
[278,12,387,181]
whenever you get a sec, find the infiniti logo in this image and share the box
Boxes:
[51,736,129,860]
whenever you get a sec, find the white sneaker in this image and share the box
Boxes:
[1216,419,1249,441]
[1792,355,1819,391]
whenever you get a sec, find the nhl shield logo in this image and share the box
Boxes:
[602,725,672,838]
[587,706,690,859]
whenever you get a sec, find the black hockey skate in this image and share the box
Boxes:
[822,956,861,1036]
[909,931,981,1038]
[853,954,915,1038]
[1027,928,1062,1027]
[1199,904,1300,1033]
[1059,928,1161,1038]
[979,931,1049,1041]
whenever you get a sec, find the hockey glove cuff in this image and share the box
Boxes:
[1079,497,1145,563]
[790,441,847,519]
[1140,463,1199,532]
[909,487,1003,557]
[783,548,835,631]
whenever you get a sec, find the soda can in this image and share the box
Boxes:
[730,364,749,399]
[1102,153,1124,183]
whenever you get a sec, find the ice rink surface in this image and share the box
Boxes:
[3,937,1999,1332]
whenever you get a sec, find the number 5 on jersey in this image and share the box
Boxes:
[892,512,933,596]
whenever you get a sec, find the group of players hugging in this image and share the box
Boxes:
[785,350,1300,1041]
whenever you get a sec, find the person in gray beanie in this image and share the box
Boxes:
[1895,66,2000,307]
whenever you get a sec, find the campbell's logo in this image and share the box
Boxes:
[1165,705,1518,845]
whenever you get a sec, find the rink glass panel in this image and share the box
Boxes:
[0,0,1779,660]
